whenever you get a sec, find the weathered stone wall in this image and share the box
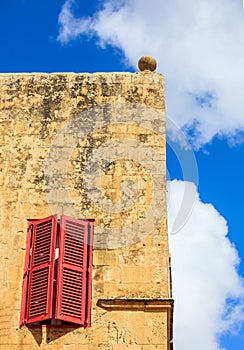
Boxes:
[0,71,172,349]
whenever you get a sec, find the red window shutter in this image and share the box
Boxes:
[20,222,32,327]
[25,215,57,325]
[55,215,92,326]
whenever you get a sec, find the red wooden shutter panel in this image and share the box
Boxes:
[25,215,57,325]
[20,223,33,327]
[55,215,90,325]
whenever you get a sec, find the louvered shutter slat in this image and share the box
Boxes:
[55,215,90,326]
[25,215,57,325]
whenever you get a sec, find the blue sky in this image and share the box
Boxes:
[0,0,126,73]
[1,1,244,349]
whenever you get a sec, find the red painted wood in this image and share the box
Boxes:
[24,215,57,325]
[55,215,91,326]
[20,214,93,327]
[20,222,33,327]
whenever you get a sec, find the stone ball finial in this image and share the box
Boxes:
[138,56,157,72]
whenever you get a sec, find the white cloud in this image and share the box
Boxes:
[57,0,92,43]
[57,0,244,148]
[168,180,244,350]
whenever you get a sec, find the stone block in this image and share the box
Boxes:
[93,250,118,266]
[122,267,151,284]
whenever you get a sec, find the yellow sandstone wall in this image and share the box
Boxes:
[0,70,172,349]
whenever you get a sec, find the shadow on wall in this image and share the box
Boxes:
[26,325,84,346]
